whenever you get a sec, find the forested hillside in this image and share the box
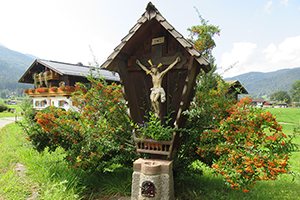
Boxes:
[0,45,34,96]
[225,68,300,99]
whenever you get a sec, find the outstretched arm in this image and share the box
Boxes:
[136,59,149,73]
[161,56,180,76]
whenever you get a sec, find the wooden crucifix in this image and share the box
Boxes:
[136,56,181,117]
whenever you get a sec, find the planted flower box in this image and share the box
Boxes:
[133,113,178,158]
[134,132,176,157]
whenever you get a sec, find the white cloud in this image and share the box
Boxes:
[280,0,289,7]
[219,42,257,69]
[263,35,300,66]
[218,42,258,78]
[264,1,273,14]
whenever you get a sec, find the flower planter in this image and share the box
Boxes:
[134,132,176,157]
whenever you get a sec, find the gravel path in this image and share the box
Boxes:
[0,117,21,129]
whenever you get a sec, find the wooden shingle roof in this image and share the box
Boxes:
[100,2,210,72]
[226,80,248,94]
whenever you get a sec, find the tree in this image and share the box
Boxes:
[175,11,297,192]
[187,8,220,59]
[270,90,291,103]
[290,80,300,102]
[0,91,6,99]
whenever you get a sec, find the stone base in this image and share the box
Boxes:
[131,158,174,200]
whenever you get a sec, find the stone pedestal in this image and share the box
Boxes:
[131,158,174,200]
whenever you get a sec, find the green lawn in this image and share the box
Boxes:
[265,107,300,125]
[0,123,132,199]
[0,104,22,118]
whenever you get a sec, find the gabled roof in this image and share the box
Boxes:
[19,59,120,83]
[100,2,210,72]
[226,80,248,94]
[251,99,265,102]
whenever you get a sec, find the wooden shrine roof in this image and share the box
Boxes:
[226,80,248,94]
[100,2,210,72]
[19,59,120,83]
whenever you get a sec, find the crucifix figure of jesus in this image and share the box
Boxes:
[136,56,181,117]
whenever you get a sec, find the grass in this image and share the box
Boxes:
[0,104,22,118]
[1,108,300,199]
[264,107,300,125]
[0,123,132,199]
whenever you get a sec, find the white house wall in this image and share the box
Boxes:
[32,96,79,111]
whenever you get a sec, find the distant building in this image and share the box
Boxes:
[19,59,120,110]
[263,101,287,108]
[226,80,248,100]
[251,99,265,107]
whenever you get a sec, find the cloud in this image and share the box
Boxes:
[264,1,273,14]
[263,35,300,66]
[218,42,257,77]
[219,42,257,68]
[280,0,289,7]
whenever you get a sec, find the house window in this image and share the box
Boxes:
[41,100,47,107]
[59,100,64,107]
[35,101,39,107]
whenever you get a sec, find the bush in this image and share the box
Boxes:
[21,78,137,172]
[176,71,298,192]
[0,102,9,112]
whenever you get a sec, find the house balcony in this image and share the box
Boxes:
[25,87,76,97]
[34,71,60,81]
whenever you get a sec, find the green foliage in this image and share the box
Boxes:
[2,120,300,200]
[0,101,9,112]
[134,112,178,141]
[0,123,131,199]
[187,8,220,58]
[270,90,291,103]
[1,91,6,98]
[181,76,298,191]
[290,80,300,102]
[20,77,137,172]
[180,14,297,191]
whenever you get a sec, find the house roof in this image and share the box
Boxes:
[264,101,287,105]
[19,59,120,83]
[100,2,210,72]
[226,80,248,94]
[251,99,265,102]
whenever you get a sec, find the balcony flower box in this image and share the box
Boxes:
[50,86,58,92]
[29,88,35,93]
[36,87,48,93]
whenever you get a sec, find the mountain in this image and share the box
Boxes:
[0,45,35,95]
[225,68,300,99]
[0,45,35,71]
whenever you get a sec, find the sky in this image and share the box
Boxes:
[0,0,300,78]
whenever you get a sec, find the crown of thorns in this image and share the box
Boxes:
[146,60,162,74]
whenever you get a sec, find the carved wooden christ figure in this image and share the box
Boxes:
[136,56,181,117]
